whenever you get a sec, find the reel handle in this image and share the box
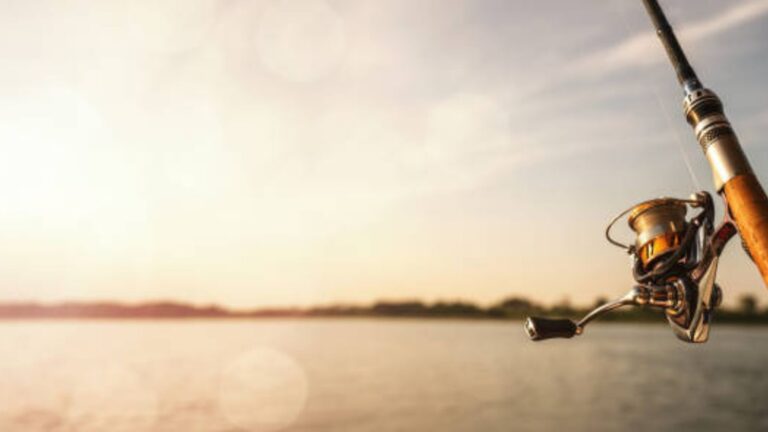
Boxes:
[524,317,578,341]
[523,286,670,342]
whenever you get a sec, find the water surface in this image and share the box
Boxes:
[1,319,766,431]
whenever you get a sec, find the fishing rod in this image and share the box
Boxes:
[524,0,768,343]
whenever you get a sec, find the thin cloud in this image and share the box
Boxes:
[569,0,768,77]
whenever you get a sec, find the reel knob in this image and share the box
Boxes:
[524,317,578,341]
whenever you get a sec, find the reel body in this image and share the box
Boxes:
[525,191,736,343]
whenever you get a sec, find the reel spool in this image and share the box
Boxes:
[628,199,687,270]
[604,194,713,285]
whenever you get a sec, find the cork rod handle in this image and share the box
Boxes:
[723,174,768,286]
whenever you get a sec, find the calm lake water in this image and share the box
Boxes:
[1,319,767,431]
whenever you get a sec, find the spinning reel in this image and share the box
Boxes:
[524,192,738,343]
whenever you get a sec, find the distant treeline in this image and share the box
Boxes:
[1,294,768,323]
[309,295,768,324]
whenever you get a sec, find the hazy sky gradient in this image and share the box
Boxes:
[0,0,767,307]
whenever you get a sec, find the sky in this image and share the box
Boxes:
[0,0,767,308]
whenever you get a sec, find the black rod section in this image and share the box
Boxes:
[641,0,702,91]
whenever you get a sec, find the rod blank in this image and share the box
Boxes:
[641,0,701,90]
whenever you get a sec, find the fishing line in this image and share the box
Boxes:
[652,88,703,191]
[610,0,702,191]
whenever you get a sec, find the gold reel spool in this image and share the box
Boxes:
[627,199,687,269]
[606,197,695,270]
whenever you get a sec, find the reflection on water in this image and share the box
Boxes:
[0,319,767,431]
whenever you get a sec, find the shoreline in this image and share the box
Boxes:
[0,315,767,325]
